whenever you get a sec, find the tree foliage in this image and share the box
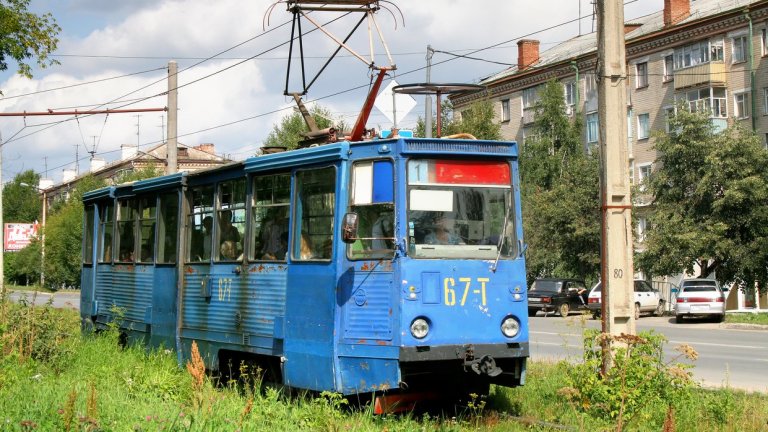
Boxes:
[520,80,601,284]
[637,106,768,291]
[2,169,41,223]
[263,105,338,150]
[415,99,502,140]
[0,0,60,79]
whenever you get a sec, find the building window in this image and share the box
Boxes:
[679,87,727,118]
[635,62,648,88]
[500,99,510,122]
[637,113,650,139]
[636,217,647,243]
[663,55,674,82]
[732,35,748,63]
[674,39,722,69]
[664,107,675,132]
[638,163,652,191]
[764,133,768,150]
[629,161,635,185]
[763,88,768,115]
[522,87,538,109]
[564,81,576,111]
[734,92,750,119]
[586,112,599,143]
[763,28,768,56]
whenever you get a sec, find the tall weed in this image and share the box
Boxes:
[561,330,697,430]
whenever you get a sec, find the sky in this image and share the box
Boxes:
[0,0,663,184]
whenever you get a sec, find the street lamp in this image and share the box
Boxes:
[19,182,47,288]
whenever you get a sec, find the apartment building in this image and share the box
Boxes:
[451,0,768,310]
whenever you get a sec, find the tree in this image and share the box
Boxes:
[2,169,41,222]
[637,106,768,293]
[0,0,60,80]
[41,175,107,289]
[520,80,601,284]
[415,99,502,140]
[263,105,339,150]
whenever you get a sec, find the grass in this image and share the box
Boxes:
[726,312,768,325]
[1,302,766,431]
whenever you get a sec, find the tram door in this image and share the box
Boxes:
[336,160,399,393]
[283,166,339,391]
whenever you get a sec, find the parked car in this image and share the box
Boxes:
[674,278,726,323]
[587,279,664,320]
[528,278,589,317]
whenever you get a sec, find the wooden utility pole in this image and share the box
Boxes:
[167,61,178,175]
[597,0,636,366]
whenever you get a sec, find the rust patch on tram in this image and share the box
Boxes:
[185,266,196,274]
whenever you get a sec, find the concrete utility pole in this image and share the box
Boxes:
[425,45,434,138]
[167,61,178,175]
[597,0,636,361]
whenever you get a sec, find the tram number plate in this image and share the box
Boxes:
[443,277,488,307]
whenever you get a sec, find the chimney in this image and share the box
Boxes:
[194,143,215,154]
[121,145,138,160]
[62,168,77,183]
[90,157,106,172]
[664,0,690,27]
[517,39,540,71]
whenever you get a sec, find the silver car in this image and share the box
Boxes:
[675,279,726,323]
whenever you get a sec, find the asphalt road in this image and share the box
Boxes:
[7,290,80,311]
[529,313,768,392]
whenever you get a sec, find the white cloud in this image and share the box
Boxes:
[2,0,664,183]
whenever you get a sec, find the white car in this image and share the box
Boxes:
[587,280,665,320]
[675,279,726,323]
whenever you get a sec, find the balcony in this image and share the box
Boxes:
[674,62,726,90]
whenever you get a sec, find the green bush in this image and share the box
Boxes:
[561,330,697,427]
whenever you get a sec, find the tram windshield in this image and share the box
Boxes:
[407,159,516,260]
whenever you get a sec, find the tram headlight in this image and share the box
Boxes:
[501,316,520,338]
[410,317,430,339]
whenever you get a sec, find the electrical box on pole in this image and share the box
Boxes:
[597,0,636,365]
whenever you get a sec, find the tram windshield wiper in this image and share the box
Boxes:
[491,190,513,273]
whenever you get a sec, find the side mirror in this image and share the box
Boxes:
[341,212,359,244]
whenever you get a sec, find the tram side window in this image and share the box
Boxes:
[138,196,157,263]
[98,202,114,262]
[83,206,95,265]
[117,199,137,262]
[217,179,246,261]
[188,185,214,262]
[294,166,335,261]
[252,174,290,261]
[157,192,179,263]
[348,160,395,259]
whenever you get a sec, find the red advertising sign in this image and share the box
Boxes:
[4,223,39,252]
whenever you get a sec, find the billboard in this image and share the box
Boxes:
[4,223,39,252]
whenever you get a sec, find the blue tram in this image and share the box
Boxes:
[81,135,529,405]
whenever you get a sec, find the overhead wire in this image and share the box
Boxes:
[11,0,673,174]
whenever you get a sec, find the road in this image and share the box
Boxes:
[7,290,80,310]
[529,313,768,392]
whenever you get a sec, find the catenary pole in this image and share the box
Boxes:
[597,0,636,371]
[425,45,434,138]
[167,61,178,174]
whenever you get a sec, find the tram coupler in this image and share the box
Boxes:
[461,345,502,377]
